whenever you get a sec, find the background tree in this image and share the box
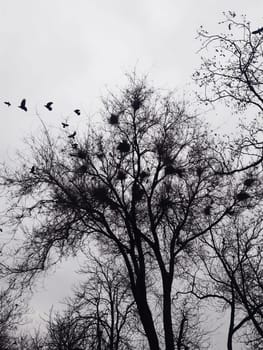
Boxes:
[188,213,263,349]
[194,11,263,172]
[0,288,26,350]
[46,253,138,350]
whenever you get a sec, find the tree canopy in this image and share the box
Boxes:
[1,13,263,350]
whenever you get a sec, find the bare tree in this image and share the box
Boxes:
[0,75,239,350]
[194,11,263,113]
[60,253,138,350]
[0,288,26,350]
[189,212,263,349]
[194,11,263,174]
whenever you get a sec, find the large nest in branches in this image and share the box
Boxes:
[116,170,127,181]
[236,191,250,201]
[244,178,255,187]
[131,96,142,111]
[203,206,211,216]
[139,170,150,180]
[117,140,130,153]
[76,165,88,174]
[165,165,184,177]
[132,183,144,201]
[70,149,87,159]
[91,186,109,203]
[108,113,119,125]
[159,197,173,210]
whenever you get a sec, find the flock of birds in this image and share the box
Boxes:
[3,98,80,139]
[4,98,80,116]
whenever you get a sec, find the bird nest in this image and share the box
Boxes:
[117,140,130,153]
[109,113,119,125]
[236,191,250,201]
[91,186,109,203]
[165,165,184,177]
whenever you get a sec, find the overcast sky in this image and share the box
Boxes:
[1,1,263,348]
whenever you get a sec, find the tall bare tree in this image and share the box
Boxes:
[0,75,241,350]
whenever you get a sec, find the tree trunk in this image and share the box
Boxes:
[163,278,175,350]
[134,277,160,350]
[227,289,235,350]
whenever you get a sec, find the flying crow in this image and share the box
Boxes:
[62,122,69,128]
[4,101,11,107]
[74,109,81,116]
[18,99,27,111]
[68,131,77,139]
[44,102,53,111]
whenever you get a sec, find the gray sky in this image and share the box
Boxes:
[1,1,263,348]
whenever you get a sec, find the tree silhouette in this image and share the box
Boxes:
[194,12,263,175]
[0,75,251,349]
[0,288,26,350]
[42,254,138,350]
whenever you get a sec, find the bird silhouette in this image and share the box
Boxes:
[44,102,53,111]
[252,27,263,34]
[0,228,2,232]
[18,99,27,111]
[4,101,11,107]
[68,131,77,139]
[74,109,81,116]
[30,166,35,174]
[62,122,69,128]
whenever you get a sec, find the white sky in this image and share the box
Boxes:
[1,1,263,348]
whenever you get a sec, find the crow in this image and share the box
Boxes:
[4,101,11,107]
[18,99,27,111]
[68,131,77,139]
[252,27,263,34]
[44,102,53,111]
[74,109,81,116]
[30,166,35,174]
[62,122,69,128]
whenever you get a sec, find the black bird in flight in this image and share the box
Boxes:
[68,131,77,139]
[62,122,69,128]
[252,27,263,34]
[74,109,81,116]
[44,102,53,111]
[18,99,27,111]
[4,101,11,107]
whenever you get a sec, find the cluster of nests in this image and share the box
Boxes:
[108,94,143,126]
[203,176,256,216]
[91,181,146,207]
